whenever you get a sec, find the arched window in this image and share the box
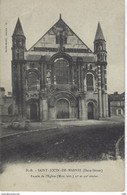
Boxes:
[54,58,69,84]
[27,71,39,91]
[86,74,94,91]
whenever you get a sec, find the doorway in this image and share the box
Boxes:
[88,102,94,119]
[30,103,38,121]
[56,99,69,119]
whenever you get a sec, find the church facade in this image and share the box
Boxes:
[11,16,108,121]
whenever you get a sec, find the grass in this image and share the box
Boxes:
[0,122,124,163]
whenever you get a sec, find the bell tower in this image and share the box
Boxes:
[94,22,108,118]
[94,22,107,63]
[12,18,26,60]
[12,18,26,117]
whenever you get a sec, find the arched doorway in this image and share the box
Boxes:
[30,103,38,121]
[56,99,69,119]
[88,102,94,119]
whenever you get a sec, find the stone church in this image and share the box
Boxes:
[11,15,108,121]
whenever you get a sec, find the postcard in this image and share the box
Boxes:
[0,0,125,191]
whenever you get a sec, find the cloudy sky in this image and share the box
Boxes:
[0,0,125,94]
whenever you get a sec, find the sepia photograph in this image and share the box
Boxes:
[0,0,125,191]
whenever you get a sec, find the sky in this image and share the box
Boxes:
[0,0,125,94]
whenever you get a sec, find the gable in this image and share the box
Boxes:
[29,19,92,53]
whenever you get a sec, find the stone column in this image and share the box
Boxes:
[40,98,43,121]
[42,99,48,121]
[40,60,44,89]
[81,98,87,120]
[12,99,17,116]
[49,107,56,120]
[80,66,83,91]
[104,66,109,117]
[102,93,106,117]
[78,96,87,120]
[72,65,74,84]
[101,65,107,117]
[98,65,102,118]
[78,64,81,91]
[26,104,30,120]
[78,97,82,119]
[40,56,46,89]
[105,93,109,117]
[21,62,26,118]
[17,62,22,117]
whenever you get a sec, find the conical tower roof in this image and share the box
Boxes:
[13,18,25,37]
[94,22,105,41]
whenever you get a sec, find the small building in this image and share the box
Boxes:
[0,87,13,118]
[108,92,125,117]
